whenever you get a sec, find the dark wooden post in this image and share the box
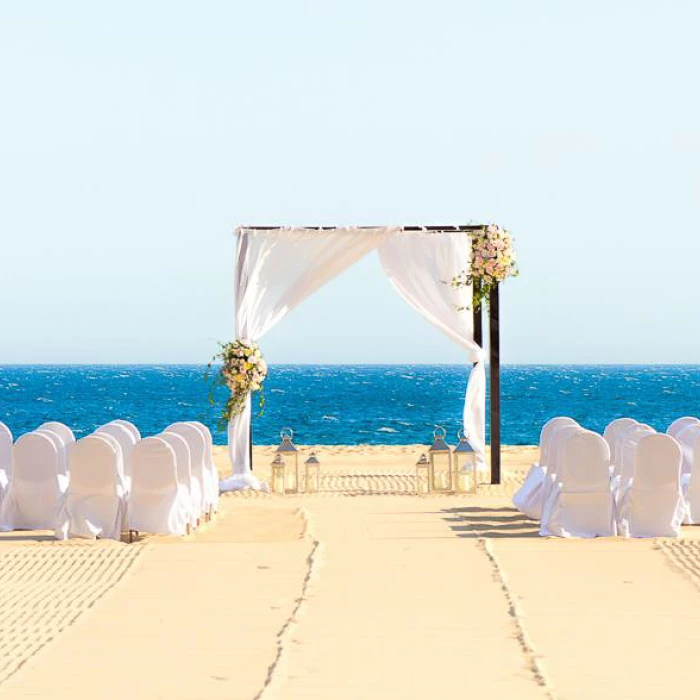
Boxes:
[489,285,501,484]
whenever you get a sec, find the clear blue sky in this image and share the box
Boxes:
[1,1,698,365]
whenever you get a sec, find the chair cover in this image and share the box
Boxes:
[165,423,208,516]
[618,434,684,538]
[608,420,639,481]
[109,419,141,442]
[603,418,637,452]
[668,417,700,439]
[615,424,656,497]
[128,437,190,536]
[161,432,196,527]
[189,421,219,513]
[96,423,137,484]
[56,434,127,540]
[0,422,12,500]
[674,424,700,476]
[38,422,75,445]
[539,424,584,525]
[35,428,70,476]
[0,432,67,531]
[513,417,577,519]
[540,432,615,538]
[682,432,700,524]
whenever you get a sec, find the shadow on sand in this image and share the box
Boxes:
[441,506,540,539]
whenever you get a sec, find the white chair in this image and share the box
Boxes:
[189,421,219,514]
[0,422,12,500]
[614,424,656,498]
[539,424,584,525]
[96,423,138,486]
[35,428,69,476]
[540,431,615,538]
[609,420,640,482]
[56,434,127,540]
[668,417,700,439]
[618,433,684,538]
[513,417,577,519]
[0,432,67,531]
[165,423,208,518]
[603,418,637,458]
[675,423,700,477]
[37,422,75,446]
[128,437,190,537]
[161,431,196,528]
[109,420,141,442]
[683,432,700,525]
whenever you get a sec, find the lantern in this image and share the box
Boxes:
[453,430,478,494]
[275,427,299,493]
[428,425,453,492]
[415,453,431,495]
[304,452,321,493]
[270,454,286,495]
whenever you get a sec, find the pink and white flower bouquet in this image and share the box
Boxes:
[452,224,518,309]
[208,340,268,428]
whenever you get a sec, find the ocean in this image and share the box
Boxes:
[0,365,698,446]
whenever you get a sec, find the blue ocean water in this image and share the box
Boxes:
[0,365,698,446]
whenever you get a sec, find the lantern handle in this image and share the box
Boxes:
[434,424,447,439]
[280,427,294,441]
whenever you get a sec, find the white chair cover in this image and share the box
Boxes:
[161,432,196,527]
[109,419,141,442]
[0,422,12,500]
[668,417,700,439]
[165,423,208,517]
[56,434,127,540]
[35,429,69,476]
[541,432,615,538]
[618,433,684,538]
[96,423,137,484]
[539,424,584,525]
[128,437,190,536]
[38,422,75,446]
[513,417,577,519]
[683,432,700,525]
[615,424,656,497]
[603,418,637,452]
[609,420,640,481]
[189,421,219,513]
[674,423,700,477]
[0,432,67,531]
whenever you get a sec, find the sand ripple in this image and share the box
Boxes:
[0,545,143,687]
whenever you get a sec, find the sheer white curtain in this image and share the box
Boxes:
[221,227,396,491]
[378,232,486,467]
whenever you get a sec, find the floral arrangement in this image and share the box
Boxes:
[208,340,268,428]
[452,224,518,309]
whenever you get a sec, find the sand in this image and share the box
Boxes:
[1,445,700,699]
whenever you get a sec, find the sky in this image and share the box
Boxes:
[0,1,698,365]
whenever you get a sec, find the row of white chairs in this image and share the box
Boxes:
[0,419,221,540]
[513,416,700,538]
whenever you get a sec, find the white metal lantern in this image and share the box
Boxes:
[275,427,299,493]
[453,430,478,494]
[304,452,321,493]
[428,425,453,492]
[415,453,431,495]
[270,453,286,495]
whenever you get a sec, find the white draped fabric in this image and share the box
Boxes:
[378,233,486,466]
[221,227,398,491]
[221,226,487,491]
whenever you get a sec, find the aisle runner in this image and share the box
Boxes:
[0,545,143,686]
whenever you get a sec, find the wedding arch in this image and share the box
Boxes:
[221,225,508,492]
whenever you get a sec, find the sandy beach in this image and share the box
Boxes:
[1,445,700,699]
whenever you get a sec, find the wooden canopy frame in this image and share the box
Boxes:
[240,225,503,485]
